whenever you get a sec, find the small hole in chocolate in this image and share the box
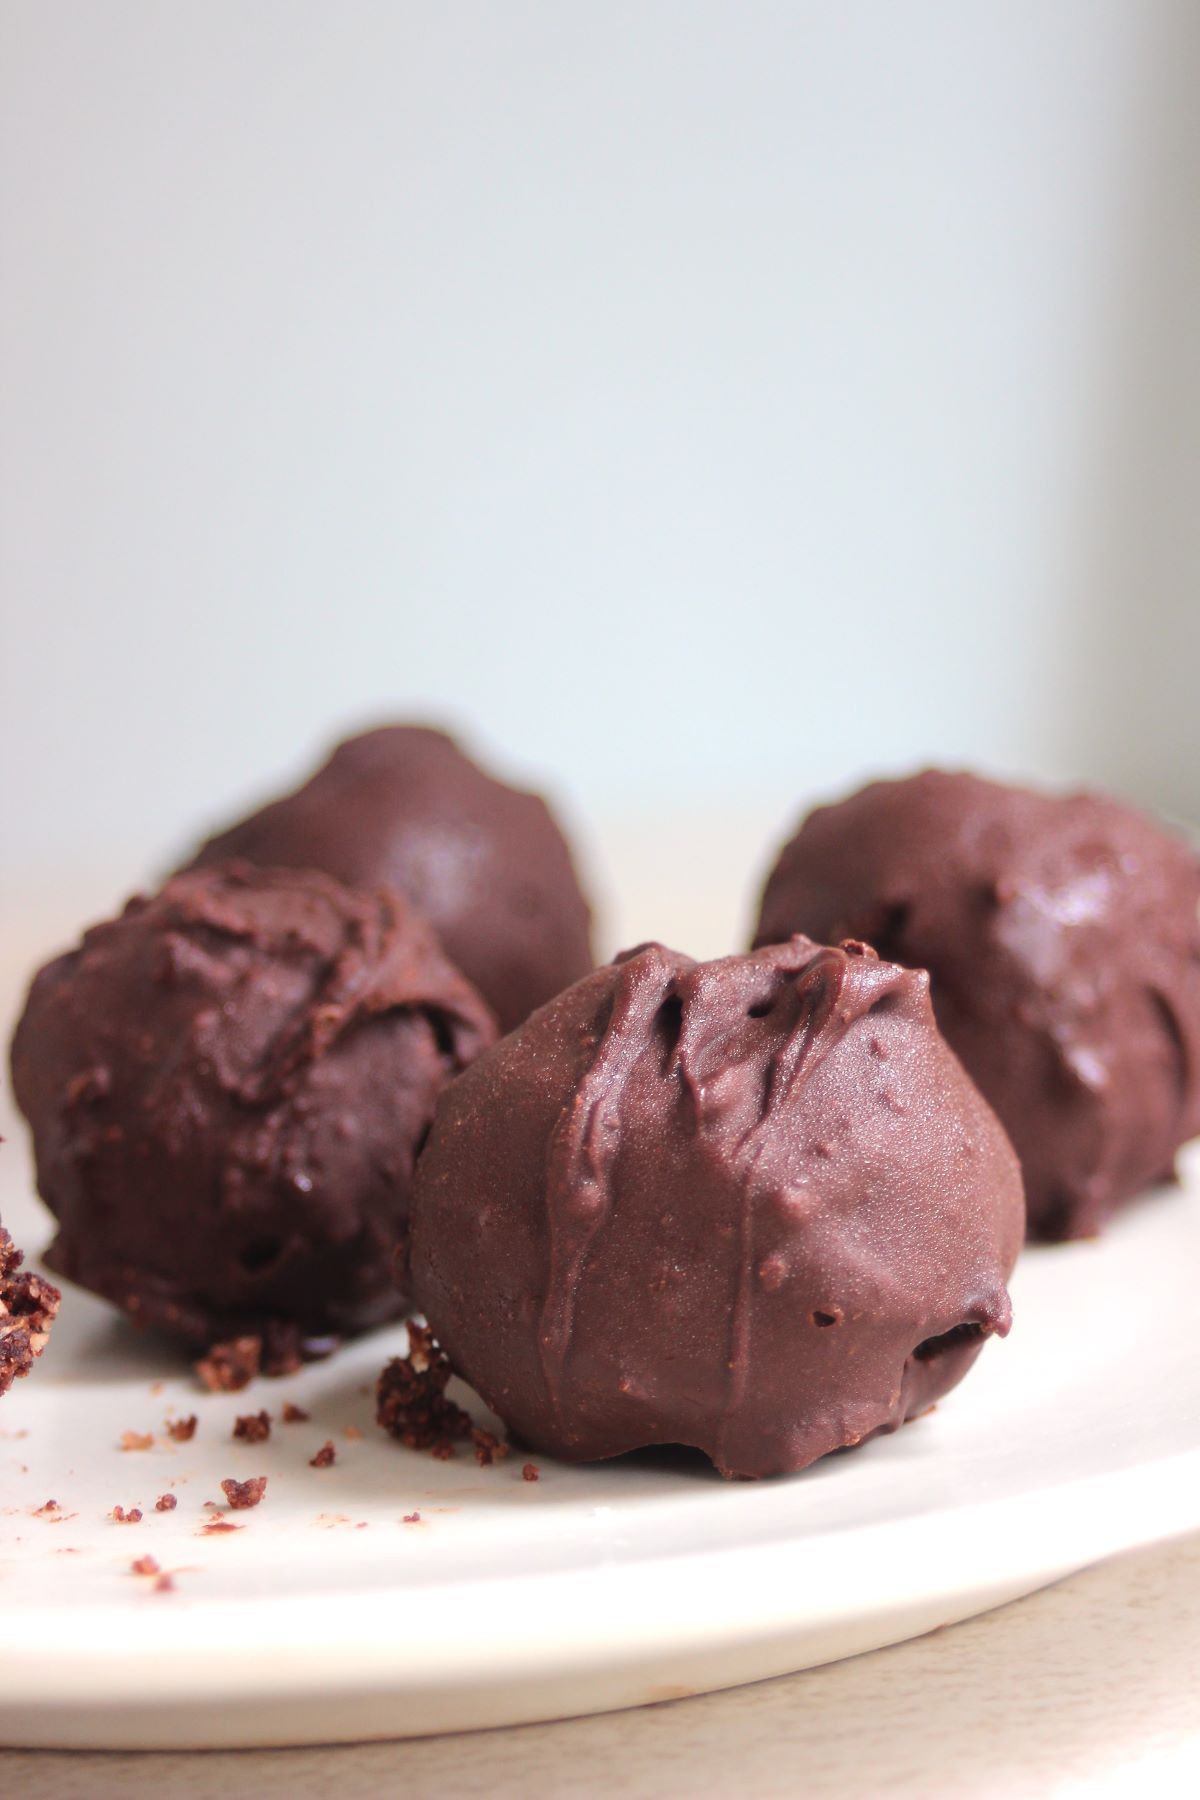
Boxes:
[811,1309,840,1328]
[238,1237,284,1276]
[879,901,911,940]
[747,1002,772,1019]
[913,1321,986,1362]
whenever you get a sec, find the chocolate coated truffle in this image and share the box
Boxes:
[185,725,594,1034]
[754,770,1200,1240]
[0,1222,60,1398]
[410,937,1022,1479]
[11,864,494,1353]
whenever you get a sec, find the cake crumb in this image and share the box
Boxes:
[111,1505,143,1523]
[165,1414,198,1443]
[522,1462,540,1482]
[155,1493,178,1512]
[472,1427,509,1467]
[34,1499,61,1516]
[233,1409,271,1444]
[154,1573,176,1593]
[194,1336,261,1392]
[281,1401,309,1423]
[131,1555,161,1576]
[343,1424,364,1441]
[119,1429,155,1452]
[200,1519,242,1535]
[310,1440,336,1469]
[220,1475,268,1510]
[375,1322,484,1459]
[402,1511,421,1524]
[0,1227,61,1396]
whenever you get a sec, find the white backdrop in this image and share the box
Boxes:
[3,2,1198,949]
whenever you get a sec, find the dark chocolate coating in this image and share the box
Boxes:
[185,725,594,1035]
[0,1221,60,1397]
[754,770,1200,1239]
[10,864,495,1350]
[411,937,1022,1479]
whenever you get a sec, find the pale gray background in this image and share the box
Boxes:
[3,1,1198,918]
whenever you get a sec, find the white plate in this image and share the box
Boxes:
[3,1055,1200,1754]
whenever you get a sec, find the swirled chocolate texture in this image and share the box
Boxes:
[185,725,594,1035]
[0,1221,60,1398]
[410,937,1022,1479]
[754,770,1200,1240]
[10,864,495,1352]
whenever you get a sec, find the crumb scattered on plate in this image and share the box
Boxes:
[220,1476,268,1510]
[233,1410,271,1444]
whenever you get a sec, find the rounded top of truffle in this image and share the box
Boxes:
[411,934,1023,1478]
[754,769,1200,1237]
[185,724,594,1033]
[11,862,495,1347]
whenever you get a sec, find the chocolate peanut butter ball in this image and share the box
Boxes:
[185,725,594,1034]
[410,937,1022,1479]
[754,770,1200,1240]
[0,1221,60,1398]
[10,864,494,1356]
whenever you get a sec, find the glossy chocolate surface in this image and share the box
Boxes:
[755,770,1200,1237]
[411,937,1022,1478]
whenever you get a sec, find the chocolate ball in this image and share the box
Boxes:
[0,1221,60,1398]
[185,725,594,1034]
[10,864,494,1355]
[754,770,1200,1240]
[410,937,1022,1479]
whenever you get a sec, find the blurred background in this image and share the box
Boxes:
[2,0,1198,956]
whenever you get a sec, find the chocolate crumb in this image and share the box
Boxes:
[34,1499,61,1515]
[194,1325,340,1389]
[472,1427,509,1467]
[375,1322,485,1460]
[0,1226,61,1396]
[522,1462,540,1482]
[233,1409,271,1444]
[281,1401,309,1423]
[220,1475,268,1510]
[131,1555,161,1576]
[402,1511,421,1524]
[111,1505,143,1523]
[165,1414,198,1442]
[155,1493,178,1512]
[194,1336,261,1393]
[310,1440,336,1468]
[119,1429,155,1452]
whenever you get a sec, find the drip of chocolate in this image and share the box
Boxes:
[410,937,1023,1479]
[754,770,1200,1239]
[184,725,594,1034]
[10,863,494,1351]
